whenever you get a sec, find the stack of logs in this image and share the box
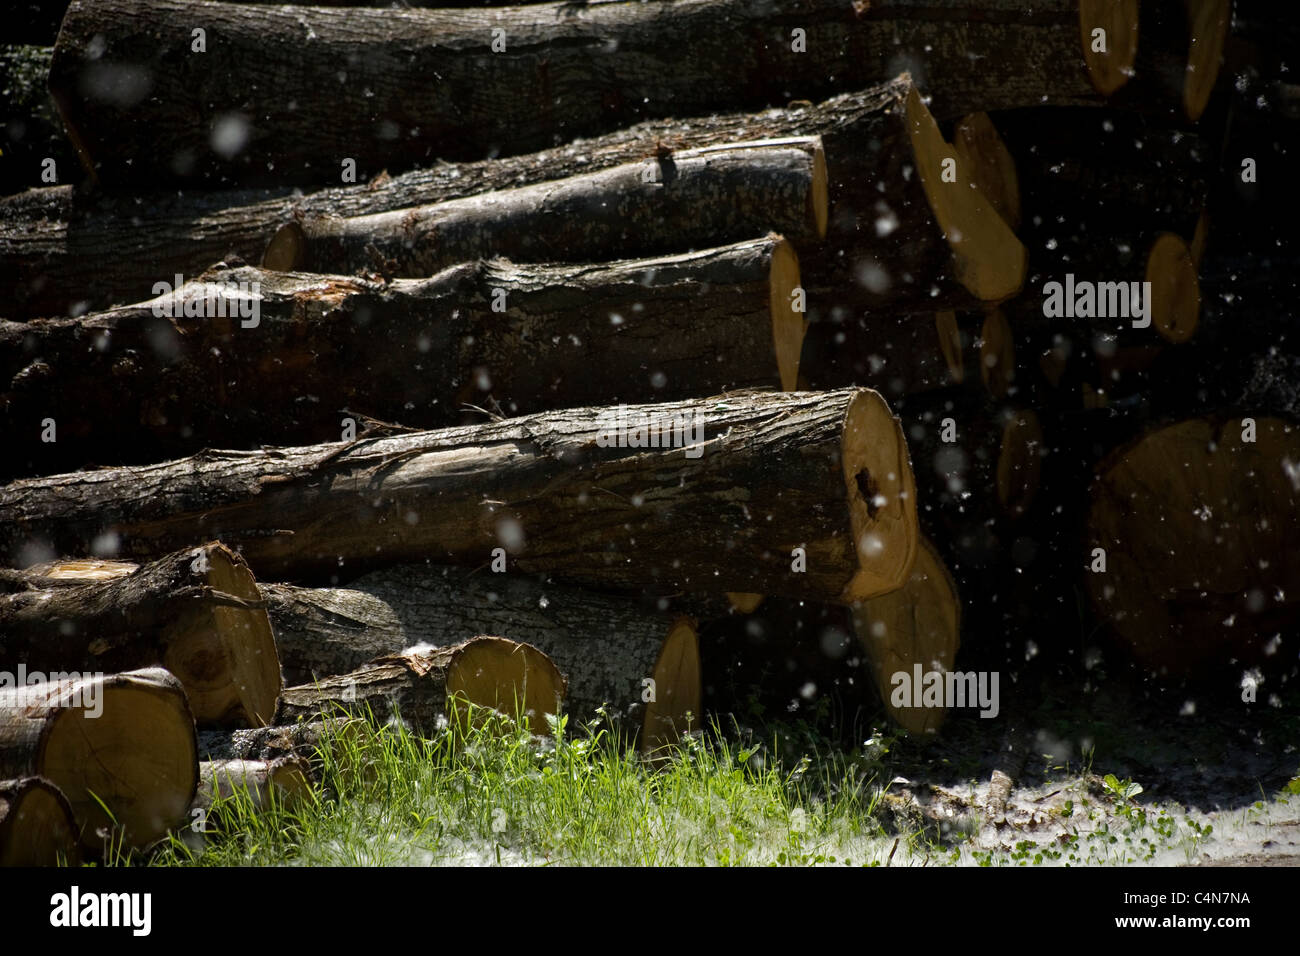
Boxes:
[2,0,1296,864]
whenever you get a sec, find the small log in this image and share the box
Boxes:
[49,0,1136,189]
[264,565,700,751]
[193,757,311,813]
[0,667,197,848]
[0,389,919,604]
[265,138,828,277]
[852,537,961,735]
[0,543,280,727]
[1,239,805,478]
[276,639,567,738]
[951,112,1021,231]
[197,718,361,766]
[0,776,81,866]
[1086,415,1300,677]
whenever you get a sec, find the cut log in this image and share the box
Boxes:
[263,565,700,751]
[276,639,566,738]
[193,757,311,813]
[0,389,919,603]
[852,537,962,735]
[265,138,828,278]
[0,543,280,727]
[197,718,361,767]
[951,112,1021,231]
[1,240,805,478]
[979,310,1016,399]
[0,667,197,848]
[49,0,1137,189]
[0,776,81,866]
[0,76,898,319]
[8,73,1023,323]
[1085,415,1300,677]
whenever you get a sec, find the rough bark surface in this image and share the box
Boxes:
[264,564,695,737]
[49,0,1117,188]
[1,241,800,478]
[273,139,825,275]
[0,389,918,603]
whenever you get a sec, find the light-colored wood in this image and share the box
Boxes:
[0,777,81,866]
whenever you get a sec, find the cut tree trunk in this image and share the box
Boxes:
[1086,414,1300,677]
[1,239,805,478]
[852,536,962,735]
[276,639,566,738]
[0,667,197,848]
[197,718,361,768]
[6,74,1024,324]
[0,543,280,727]
[0,776,82,866]
[0,389,919,603]
[264,565,700,751]
[265,138,828,277]
[193,758,311,813]
[48,0,1139,189]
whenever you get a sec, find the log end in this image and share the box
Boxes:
[1183,0,1231,121]
[725,592,765,614]
[0,777,82,866]
[996,408,1043,519]
[640,616,701,754]
[905,88,1027,303]
[42,668,198,849]
[167,543,282,728]
[447,637,567,737]
[1079,0,1140,95]
[1146,232,1200,344]
[952,112,1021,231]
[935,311,964,385]
[810,138,830,240]
[852,537,961,735]
[768,237,807,392]
[263,221,306,272]
[979,309,1015,399]
[839,389,919,602]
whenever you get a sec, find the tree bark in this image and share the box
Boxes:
[0,667,197,848]
[197,717,360,767]
[266,138,828,276]
[0,543,281,727]
[192,757,311,814]
[0,776,82,866]
[1,239,803,478]
[0,389,919,603]
[263,564,700,751]
[276,639,567,738]
[48,0,1129,189]
[6,74,1023,323]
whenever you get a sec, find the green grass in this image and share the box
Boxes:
[147,707,896,867]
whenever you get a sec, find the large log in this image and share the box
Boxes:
[265,138,828,275]
[276,639,567,737]
[5,75,1024,323]
[0,389,920,603]
[0,776,81,866]
[263,565,700,751]
[0,667,197,848]
[1,240,804,479]
[48,0,1137,189]
[0,543,281,727]
[1086,415,1300,678]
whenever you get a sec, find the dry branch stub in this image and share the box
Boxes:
[264,138,829,280]
[0,776,81,866]
[276,639,566,738]
[852,537,962,735]
[0,389,918,603]
[1,240,803,479]
[0,667,197,848]
[264,565,701,751]
[1085,415,1300,677]
[0,543,280,727]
